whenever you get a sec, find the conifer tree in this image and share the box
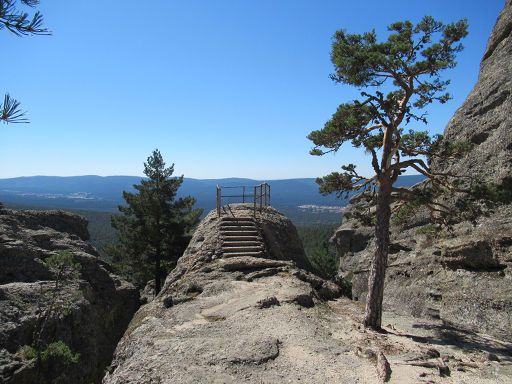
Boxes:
[110,149,202,294]
[1,0,49,123]
[308,17,468,330]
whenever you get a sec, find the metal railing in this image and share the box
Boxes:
[216,183,271,217]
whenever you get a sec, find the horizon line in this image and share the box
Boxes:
[0,173,423,181]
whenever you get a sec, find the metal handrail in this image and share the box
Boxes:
[216,182,271,217]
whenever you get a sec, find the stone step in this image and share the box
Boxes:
[220,217,254,222]
[223,241,262,247]
[221,230,259,237]
[220,235,260,242]
[220,224,257,230]
[222,246,264,253]
[222,251,265,258]
[220,220,256,225]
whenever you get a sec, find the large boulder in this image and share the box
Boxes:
[103,207,351,384]
[0,208,140,384]
[334,1,512,342]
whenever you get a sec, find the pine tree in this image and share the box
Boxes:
[308,16,468,330]
[1,0,49,124]
[109,149,202,294]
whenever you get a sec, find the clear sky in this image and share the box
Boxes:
[0,0,505,179]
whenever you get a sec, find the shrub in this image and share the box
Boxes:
[40,340,80,365]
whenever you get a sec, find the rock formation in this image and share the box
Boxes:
[0,208,139,383]
[103,206,350,383]
[105,205,512,383]
[333,0,512,342]
[434,0,512,184]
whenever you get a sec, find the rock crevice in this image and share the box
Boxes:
[0,208,139,384]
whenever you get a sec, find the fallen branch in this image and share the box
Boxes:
[398,359,450,377]
[377,351,392,383]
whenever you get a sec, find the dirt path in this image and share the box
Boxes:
[328,298,512,383]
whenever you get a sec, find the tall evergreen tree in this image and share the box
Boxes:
[109,149,202,294]
[1,0,49,124]
[308,17,468,330]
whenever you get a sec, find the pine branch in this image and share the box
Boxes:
[0,93,28,123]
[0,0,50,36]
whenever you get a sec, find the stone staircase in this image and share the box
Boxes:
[219,216,266,258]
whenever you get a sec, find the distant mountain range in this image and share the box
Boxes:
[0,175,425,223]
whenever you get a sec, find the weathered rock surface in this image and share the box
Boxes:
[433,0,512,184]
[335,206,512,341]
[0,208,140,383]
[103,206,354,384]
[334,1,512,343]
[104,207,512,384]
[104,206,511,383]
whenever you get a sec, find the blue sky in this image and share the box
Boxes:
[0,0,505,179]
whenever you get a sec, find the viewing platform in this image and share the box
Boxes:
[215,182,271,217]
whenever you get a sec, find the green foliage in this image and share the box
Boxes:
[18,250,81,383]
[17,345,37,360]
[32,251,81,354]
[470,177,512,205]
[343,198,375,227]
[17,341,79,384]
[39,340,80,365]
[109,149,202,293]
[308,16,469,328]
[44,251,81,280]
[391,176,512,229]
[308,15,468,205]
[0,0,49,36]
[297,224,339,279]
[74,210,118,259]
[392,204,414,226]
[1,1,49,124]
[415,223,439,236]
[452,177,512,224]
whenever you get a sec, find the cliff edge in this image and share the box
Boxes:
[0,208,140,384]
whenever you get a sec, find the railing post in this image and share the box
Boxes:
[242,186,245,203]
[216,186,221,217]
[253,186,257,217]
[260,184,263,211]
[268,184,271,206]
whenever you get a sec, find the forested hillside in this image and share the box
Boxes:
[0,175,423,217]
[5,202,341,272]
[297,224,340,279]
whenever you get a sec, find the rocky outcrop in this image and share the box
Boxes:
[103,206,350,383]
[104,206,512,383]
[334,1,512,342]
[433,0,512,184]
[0,208,140,384]
[334,206,512,340]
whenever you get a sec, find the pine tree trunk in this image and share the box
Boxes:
[154,244,161,295]
[363,181,392,330]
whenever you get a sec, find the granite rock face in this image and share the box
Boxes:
[433,0,512,184]
[334,206,512,341]
[104,206,512,383]
[334,1,512,342]
[103,206,353,384]
[0,208,140,384]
